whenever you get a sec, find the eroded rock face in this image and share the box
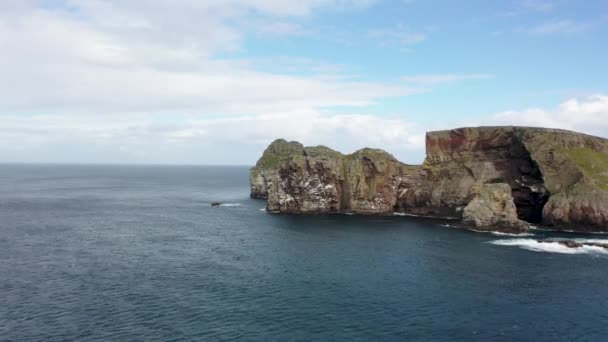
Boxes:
[396,127,550,222]
[250,139,415,214]
[519,128,608,230]
[462,183,529,233]
[251,126,608,232]
[542,193,608,231]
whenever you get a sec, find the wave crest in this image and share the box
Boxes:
[489,239,608,255]
[491,231,535,237]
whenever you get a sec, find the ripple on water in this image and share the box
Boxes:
[2,165,608,341]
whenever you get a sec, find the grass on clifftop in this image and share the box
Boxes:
[565,148,608,192]
[258,155,281,169]
[347,148,396,161]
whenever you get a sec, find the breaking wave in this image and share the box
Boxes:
[489,239,608,255]
[572,238,608,244]
[394,212,459,220]
[490,231,535,237]
[442,224,535,237]
[561,230,608,235]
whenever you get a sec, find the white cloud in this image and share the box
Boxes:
[0,0,417,114]
[253,21,309,36]
[367,25,427,46]
[0,0,437,164]
[2,2,604,166]
[0,110,426,164]
[527,19,591,35]
[401,74,494,85]
[520,0,555,12]
[504,0,555,16]
[2,92,607,165]
[492,94,608,137]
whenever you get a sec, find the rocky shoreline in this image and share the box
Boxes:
[250,126,608,233]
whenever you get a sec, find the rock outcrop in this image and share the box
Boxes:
[251,126,608,232]
[551,239,608,250]
[462,183,529,233]
[249,139,418,214]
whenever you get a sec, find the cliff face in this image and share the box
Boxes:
[520,129,608,229]
[251,127,608,232]
[250,139,418,214]
[396,127,550,223]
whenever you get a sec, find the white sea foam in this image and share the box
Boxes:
[489,239,608,255]
[572,238,608,244]
[528,225,555,232]
[449,225,534,237]
[490,231,535,237]
[394,212,458,220]
[394,212,434,218]
[528,226,608,234]
[565,230,608,235]
[259,208,266,211]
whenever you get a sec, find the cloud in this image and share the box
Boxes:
[2,92,607,165]
[503,0,555,16]
[0,0,418,114]
[0,0,436,164]
[2,2,604,166]
[0,110,426,164]
[520,0,555,12]
[527,19,591,35]
[401,74,494,85]
[492,94,608,137]
[253,21,310,36]
[367,25,427,46]
[69,0,377,20]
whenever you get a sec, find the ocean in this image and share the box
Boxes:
[1,164,607,341]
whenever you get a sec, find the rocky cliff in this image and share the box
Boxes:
[251,126,608,232]
[250,139,420,214]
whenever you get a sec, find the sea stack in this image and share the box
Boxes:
[250,126,608,233]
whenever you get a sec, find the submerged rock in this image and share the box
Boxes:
[250,126,608,232]
[548,240,608,250]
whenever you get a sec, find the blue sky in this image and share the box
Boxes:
[0,0,607,164]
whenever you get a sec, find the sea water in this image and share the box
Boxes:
[1,164,607,341]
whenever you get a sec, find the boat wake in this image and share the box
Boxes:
[219,203,242,207]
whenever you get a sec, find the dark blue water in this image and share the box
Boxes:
[1,165,608,341]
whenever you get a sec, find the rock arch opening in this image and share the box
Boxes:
[508,138,551,224]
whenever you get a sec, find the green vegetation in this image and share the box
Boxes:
[565,148,608,192]
[304,146,344,159]
[349,148,396,161]
[259,155,281,169]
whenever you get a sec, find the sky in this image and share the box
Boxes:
[1,0,607,165]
